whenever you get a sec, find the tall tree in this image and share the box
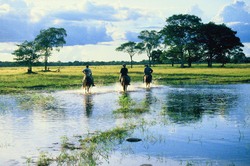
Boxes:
[198,22,244,67]
[35,27,67,71]
[138,30,161,66]
[116,41,140,68]
[230,47,246,63]
[151,49,163,65]
[12,40,40,73]
[161,14,202,68]
[160,47,180,66]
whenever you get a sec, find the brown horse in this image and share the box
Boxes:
[82,76,92,93]
[144,75,152,88]
[120,76,130,92]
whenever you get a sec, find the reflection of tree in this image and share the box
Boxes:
[163,92,237,124]
[165,93,203,123]
[84,94,93,117]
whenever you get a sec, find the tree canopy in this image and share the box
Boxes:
[12,40,40,73]
[160,14,203,67]
[116,41,141,68]
[197,22,244,67]
[138,30,161,66]
[35,27,67,71]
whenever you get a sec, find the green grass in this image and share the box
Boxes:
[0,64,250,94]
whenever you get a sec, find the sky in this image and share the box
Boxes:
[0,0,250,62]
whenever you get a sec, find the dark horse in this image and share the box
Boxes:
[120,76,130,92]
[144,75,152,88]
[82,76,92,93]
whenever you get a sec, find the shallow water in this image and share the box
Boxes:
[0,83,250,165]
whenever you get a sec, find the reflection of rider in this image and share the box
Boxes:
[82,65,95,86]
[144,64,153,82]
[119,64,130,85]
[84,94,93,117]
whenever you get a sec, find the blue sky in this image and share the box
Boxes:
[0,0,250,62]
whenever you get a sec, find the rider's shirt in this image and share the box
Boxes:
[144,67,153,75]
[83,68,92,77]
[120,68,128,76]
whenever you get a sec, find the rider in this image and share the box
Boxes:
[144,64,153,82]
[82,65,95,86]
[120,64,130,85]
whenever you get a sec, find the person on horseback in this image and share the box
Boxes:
[82,65,95,86]
[119,64,130,85]
[144,64,153,83]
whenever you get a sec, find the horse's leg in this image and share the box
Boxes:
[88,86,90,93]
[124,85,127,92]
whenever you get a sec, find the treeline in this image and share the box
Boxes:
[0,60,148,67]
[116,14,247,68]
[1,58,249,68]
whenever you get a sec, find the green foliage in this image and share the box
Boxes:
[17,94,57,110]
[12,40,40,73]
[35,27,67,71]
[36,125,136,165]
[37,152,52,166]
[161,14,203,68]
[0,64,250,94]
[198,22,244,67]
[138,30,161,66]
[113,94,150,115]
[116,41,141,68]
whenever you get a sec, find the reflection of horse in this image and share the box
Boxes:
[144,75,152,88]
[82,76,92,93]
[120,76,130,92]
[84,94,93,117]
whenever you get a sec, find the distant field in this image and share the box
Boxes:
[0,64,250,94]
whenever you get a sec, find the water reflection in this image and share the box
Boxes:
[83,94,93,117]
[163,88,238,124]
[0,84,249,165]
[144,89,153,108]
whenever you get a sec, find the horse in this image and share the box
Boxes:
[120,75,130,92]
[144,75,152,88]
[82,76,92,93]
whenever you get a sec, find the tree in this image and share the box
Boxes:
[151,49,163,65]
[116,41,140,68]
[230,48,246,63]
[138,30,161,66]
[161,14,202,68]
[198,22,244,67]
[35,27,67,71]
[12,40,40,73]
[160,47,180,66]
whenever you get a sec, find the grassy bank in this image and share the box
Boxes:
[0,64,250,94]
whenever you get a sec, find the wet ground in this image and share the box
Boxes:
[0,83,250,165]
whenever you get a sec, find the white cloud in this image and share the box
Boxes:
[50,42,148,62]
[214,0,250,23]
[1,0,249,62]
[188,4,204,17]
[0,3,10,15]
[243,43,250,57]
[0,42,17,61]
[213,0,250,43]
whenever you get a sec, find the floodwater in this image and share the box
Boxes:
[0,83,250,166]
